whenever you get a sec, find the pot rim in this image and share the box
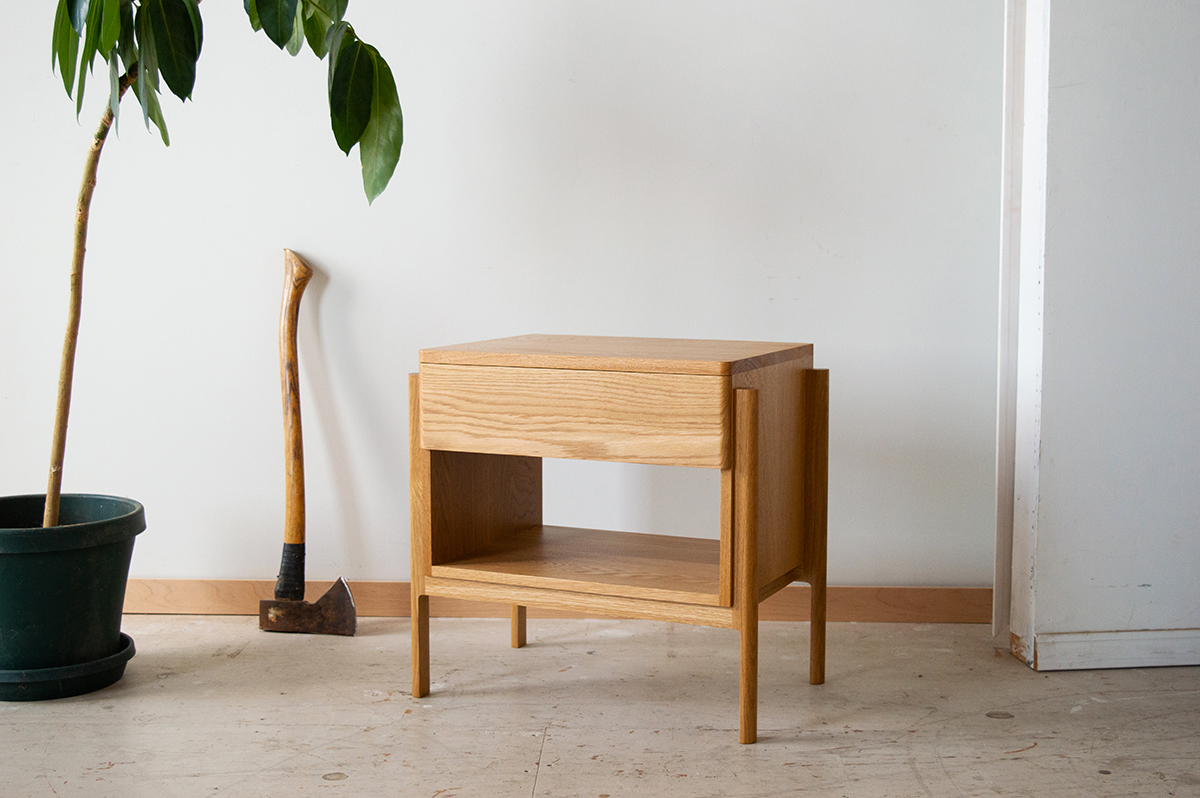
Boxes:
[0,494,145,554]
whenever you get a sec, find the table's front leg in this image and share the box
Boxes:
[410,374,432,697]
[735,388,760,744]
[412,593,430,697]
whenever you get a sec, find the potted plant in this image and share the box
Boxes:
[0,0,402,701]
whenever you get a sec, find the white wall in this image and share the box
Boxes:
[1007,0,1200,668]
[0,2,1004,587]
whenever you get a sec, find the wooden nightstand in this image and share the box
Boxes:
[409,335,828,743]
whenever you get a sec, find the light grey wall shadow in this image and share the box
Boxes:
[292,258,365,567]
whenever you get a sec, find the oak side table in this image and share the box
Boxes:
[408,335,828,743]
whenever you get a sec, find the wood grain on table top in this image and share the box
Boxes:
[420,334,812,376]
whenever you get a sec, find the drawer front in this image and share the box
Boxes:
[420,364,730,467]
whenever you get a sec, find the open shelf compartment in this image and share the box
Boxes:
[430,525,723,607]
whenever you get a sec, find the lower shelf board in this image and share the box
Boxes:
[429,525,724,607]
[424,576,737,627]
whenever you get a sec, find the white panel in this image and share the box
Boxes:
[1007,0,1052,647]
[993,0,1028,636]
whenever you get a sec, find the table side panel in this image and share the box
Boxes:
[409,374,432,580]
[429,450,542,566]
[719,467,733,607]
[420,363,730,468]
[799,369,830,585]
[732,352,814,590]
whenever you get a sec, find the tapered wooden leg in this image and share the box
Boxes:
[809,572,826,685]
[409,373,432,698]
[739,605,759,744]
[801,368,829,686]
[412,592,429,697]
[511,605,527,648]
[735,388,760,744]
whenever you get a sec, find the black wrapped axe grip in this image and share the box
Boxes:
[274,542,306,601]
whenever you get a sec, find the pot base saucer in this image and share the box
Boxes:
[0,633,135,701]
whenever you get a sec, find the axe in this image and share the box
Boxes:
[259,249,356,636]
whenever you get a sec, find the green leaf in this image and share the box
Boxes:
[307,0,347,26]
[145,85,170,145]
[285,5,305,56]
[328,0,349,24]
[108,50,121,130]
[324,21,349,94]
[131,3,168,145]
[52,0,80,97]
[184,0,203,55]
[146,0,200,100]
[100,0,120,56]
[244,0,262,32]
[74,55,88,117]
[134,2,158,130]
[117,0,136,72]
[302,5,330,58]
[75,0,104,115]
[358,46,402,203]
[67,0,89,35]
[82,0,103,62]
[328,31,373,154]
[258,0,298,49]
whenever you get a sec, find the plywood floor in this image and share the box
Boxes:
[2,616,1197,797]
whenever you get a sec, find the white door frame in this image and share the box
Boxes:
[993,0,1050,648]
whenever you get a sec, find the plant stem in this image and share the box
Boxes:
[43,66,138,528]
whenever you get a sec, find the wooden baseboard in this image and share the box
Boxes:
[124,580,991,624]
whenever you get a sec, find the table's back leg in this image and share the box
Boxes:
[511,605,527,648]
[801,369,829,686]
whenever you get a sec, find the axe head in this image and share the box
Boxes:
[259,576,357,636]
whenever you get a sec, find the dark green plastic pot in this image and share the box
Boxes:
[0,494,144,701]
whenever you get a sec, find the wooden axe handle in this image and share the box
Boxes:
[280,249,313,548]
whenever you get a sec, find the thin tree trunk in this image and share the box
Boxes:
[44,67,137,528]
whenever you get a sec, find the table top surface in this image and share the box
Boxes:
[420,334,812,376]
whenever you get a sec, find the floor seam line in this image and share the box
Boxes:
[530,724,548,798]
